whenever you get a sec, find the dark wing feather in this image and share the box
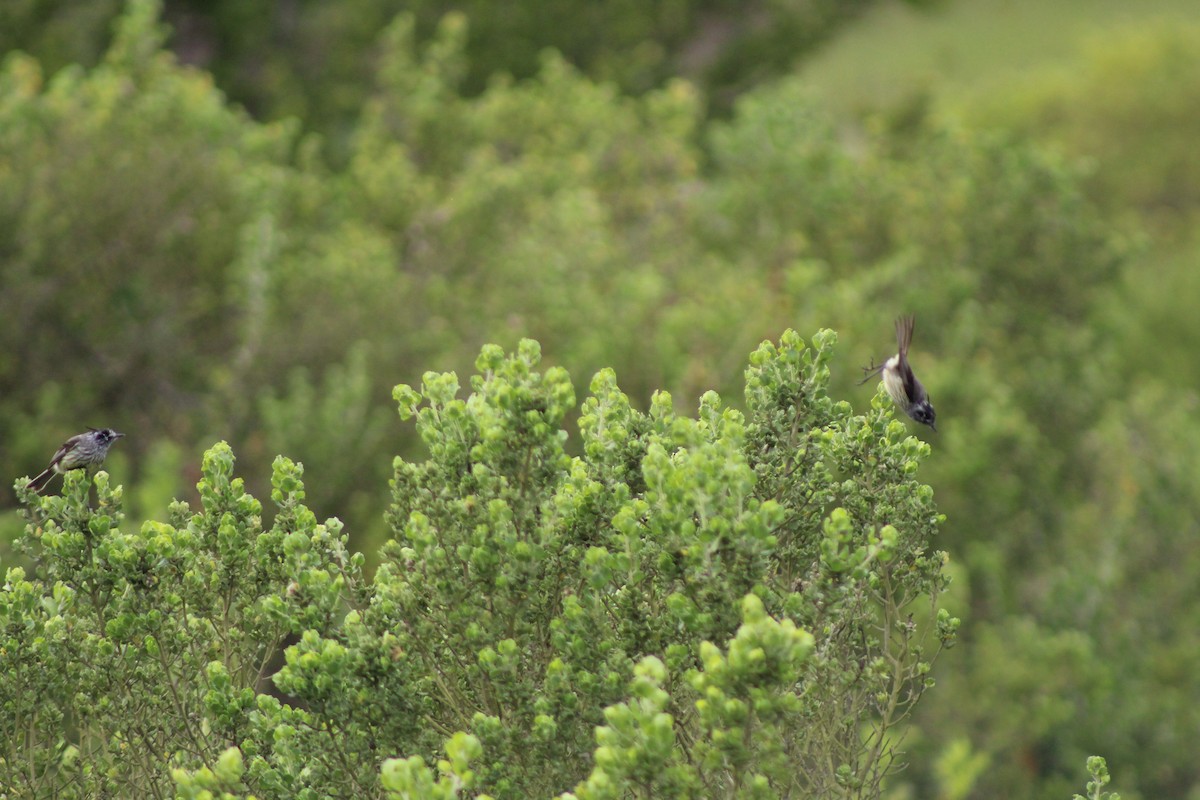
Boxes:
[47,433,85,471]
[893,316,922,401]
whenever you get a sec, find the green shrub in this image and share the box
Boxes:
[6,333,955,798]
[4,446,362,797]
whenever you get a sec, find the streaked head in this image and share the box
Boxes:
[89,428,126,447]
[910,401,936,431]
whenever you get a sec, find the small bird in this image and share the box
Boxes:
[26,428,126,493]
[860,316,936,431]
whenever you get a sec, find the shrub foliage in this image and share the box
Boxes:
[5,333,955,798]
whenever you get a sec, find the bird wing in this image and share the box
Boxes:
[893,316,923,400]
[47,435,80,470]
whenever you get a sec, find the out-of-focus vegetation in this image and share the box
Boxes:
[1,0,937,156]
[4,0,1200,796]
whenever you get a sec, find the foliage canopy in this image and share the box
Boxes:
[11,1,1200,797]
[6,333,956,799]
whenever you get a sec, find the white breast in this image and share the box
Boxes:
[881,356,907,407]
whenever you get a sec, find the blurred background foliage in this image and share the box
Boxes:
[3,0,1200,796]
[1,0,943,156]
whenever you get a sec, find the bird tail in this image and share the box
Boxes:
[26,468,54,494]
[894,315,915,358]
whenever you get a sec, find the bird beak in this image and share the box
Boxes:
[114,431,126,438]
[929,422,937,433]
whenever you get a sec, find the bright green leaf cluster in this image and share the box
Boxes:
[1072,756,1120,800]
[3,444,361,798]
[231,334,950,798]
[6,331,953,799]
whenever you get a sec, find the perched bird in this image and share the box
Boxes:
[26,428,125,493]
[860,316,936,431]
